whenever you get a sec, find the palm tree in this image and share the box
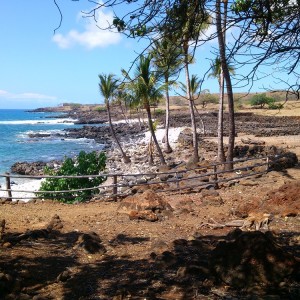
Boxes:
[113,88,129,124]
[216,0,235,170]
[180,74,206,134]
[126,54,166,165]
[209,57,235,163]
[98,73,131,163]
[166,0,210,162]
[151,37,183,153]
[121,70,145,131]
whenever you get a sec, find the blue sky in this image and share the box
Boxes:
[0,1,294,109]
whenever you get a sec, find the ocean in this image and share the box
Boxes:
[0,109,105,177]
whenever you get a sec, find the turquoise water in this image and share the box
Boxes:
[0,109,104,175]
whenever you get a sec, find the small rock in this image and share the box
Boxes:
[129,210,159,222]
[57,270,71,282]
[47,214,63,231]
[74,232,106,254]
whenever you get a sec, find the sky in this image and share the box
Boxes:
[0,0,295,109]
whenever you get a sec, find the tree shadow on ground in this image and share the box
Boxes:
[108,233,150,246]
[0,228,299,299]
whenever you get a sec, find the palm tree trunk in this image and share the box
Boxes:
[164,77,173,153]
[119,103,128,124]
[148,136,154,165]
[184,44,199,163]
[193,101,206,135]
[106,102,131,164]
[136,108,142,131]
[217,76,226,163]
[145,103,166,165]
[217,0,227,164]
[216,0,235,170]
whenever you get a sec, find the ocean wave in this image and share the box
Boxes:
[0,118,76,125]
[24,129,65,135]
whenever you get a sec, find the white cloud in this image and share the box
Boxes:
[53,9,121,49]
[0,89,57,100]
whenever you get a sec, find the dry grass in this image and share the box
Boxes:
[158,98,300,117]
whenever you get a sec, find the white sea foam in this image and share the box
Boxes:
[22,129,65,136]
[0,118,76,125]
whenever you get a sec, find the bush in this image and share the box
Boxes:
[268,102,284,110]
[154,108,165,116]
[198,93,218,108]
[250,93,276,109]
[95,106,106,112]
[37,151,107,203]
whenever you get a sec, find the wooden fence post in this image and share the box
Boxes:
[213,165,219,189]
[5,172,12,201]
[113,175,118,202]
[266,157,269,172]
[175,172,180,190]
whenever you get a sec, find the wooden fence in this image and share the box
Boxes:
[0,156,270,201]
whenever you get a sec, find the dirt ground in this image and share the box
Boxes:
[1,166,300,299]
[1,112,300,299]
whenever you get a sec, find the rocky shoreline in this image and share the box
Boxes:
[11,107,300,179]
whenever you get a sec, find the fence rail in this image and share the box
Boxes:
[0,156,270,201]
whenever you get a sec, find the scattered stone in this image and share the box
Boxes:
[47,214,63,231]
[118,189,173,212]
[241,137,265,145]
[177,128,201,147]
[2,242,12,248]
[10,161,60,176]
[129,210,159,222]
[57,269,72,282]
[74,232,106,254]
[201,190,224,207]
[201,195,224,206]
[269,152,298,171]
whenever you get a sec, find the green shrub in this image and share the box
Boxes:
[268,102,284,110]
[62,103,81,107]
[154,108,165,116]
[37,151,106,203]
[250,93,276,108]
[95,106,106,112]
[198,93,218,108]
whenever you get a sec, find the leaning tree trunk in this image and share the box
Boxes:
[106,102,131,164]
[216,0,235,170]
[119,102,128,124]
[164,76,173,153]
[184,43,199,163]
[136,108,142,131]
[145,103,166,165]
[193,101,206,135]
